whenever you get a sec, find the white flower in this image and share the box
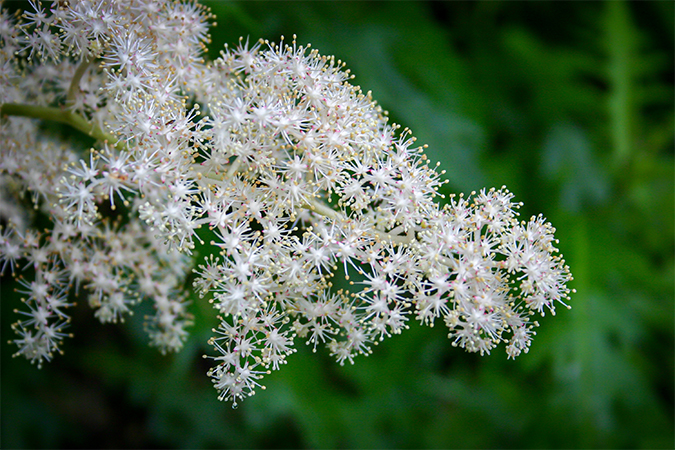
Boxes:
[0,1,573,406]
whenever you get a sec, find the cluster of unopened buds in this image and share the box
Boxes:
[0,0,572,405]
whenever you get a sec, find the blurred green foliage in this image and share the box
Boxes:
[2,1,673,448]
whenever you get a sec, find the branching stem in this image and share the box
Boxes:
[66,59,93,108]
[193,167,415,246]
[0,102,124,151]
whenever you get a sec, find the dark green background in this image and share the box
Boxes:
[2,1,673,448]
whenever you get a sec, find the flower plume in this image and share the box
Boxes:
[0,0,572,405]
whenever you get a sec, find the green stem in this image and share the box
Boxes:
[66,59,93,108]
[194,168,414,245]
[606,0,634,171]
[302,198,414,245]
[0,102,122,150]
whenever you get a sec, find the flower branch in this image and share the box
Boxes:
[0,0,572,407]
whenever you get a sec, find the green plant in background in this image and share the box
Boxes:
[1,1,672,449]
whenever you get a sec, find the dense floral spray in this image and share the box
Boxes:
[0,0,572,405]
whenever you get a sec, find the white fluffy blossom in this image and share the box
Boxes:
[0,0,572,405]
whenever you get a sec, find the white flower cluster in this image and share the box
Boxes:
[0,0,572,405]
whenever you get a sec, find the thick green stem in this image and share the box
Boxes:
[1,102,122,150]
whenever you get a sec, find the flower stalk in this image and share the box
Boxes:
[0,0,572,406]
[1,102,121,149]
